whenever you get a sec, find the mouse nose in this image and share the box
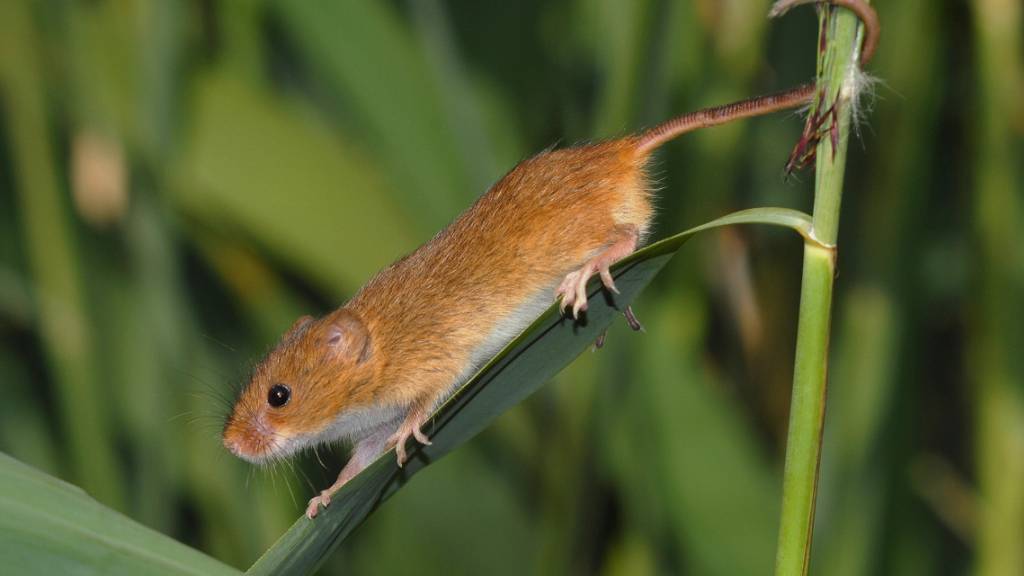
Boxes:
[223,435,241,456]
[222,421,249,457]
[222,415,278,462]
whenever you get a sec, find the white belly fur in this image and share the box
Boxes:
[440,284,557,407]
[313,285,556,449]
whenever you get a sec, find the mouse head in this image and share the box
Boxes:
[222,308,374,463]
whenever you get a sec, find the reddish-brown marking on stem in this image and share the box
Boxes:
[769,0,879,65]
[772,0,879,175]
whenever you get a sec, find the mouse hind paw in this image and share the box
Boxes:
[556,226,639,319]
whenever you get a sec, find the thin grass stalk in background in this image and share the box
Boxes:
[969,0,1024,573]
[773,3,869,574]
[0,1,124,509]
[817,1,942,572]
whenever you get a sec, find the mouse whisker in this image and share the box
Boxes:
[313,445,328,470]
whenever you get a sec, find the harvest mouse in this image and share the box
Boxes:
[223,0,878,520]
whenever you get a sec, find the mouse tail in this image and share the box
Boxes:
[635,0,879,155]
[634,84,817,155]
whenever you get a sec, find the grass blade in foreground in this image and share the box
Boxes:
[248,207,822,576]
[0,453,240,576]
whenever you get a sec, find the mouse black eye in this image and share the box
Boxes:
[267,384,291,408]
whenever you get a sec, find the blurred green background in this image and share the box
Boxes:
[1,0,1022,574]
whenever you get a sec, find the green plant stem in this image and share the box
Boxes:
[0,1,123,509]
[774,4,866,575]
[775,244,836,576]
[970,0,1024,573]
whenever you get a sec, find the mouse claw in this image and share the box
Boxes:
[412,426,432,446]
[395,442,407,468]
[556,270,581,315]
[599,267,619,294]
[572,274,590,318]
[306,491,331,519]
[624,305,644,332]
[390,416,432,468]
[571,296,588,319]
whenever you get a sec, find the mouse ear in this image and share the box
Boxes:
[324,309,371,364]
[285,315,314,337]
[278,314,314,346]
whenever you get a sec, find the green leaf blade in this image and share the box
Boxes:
[0,453,241,576]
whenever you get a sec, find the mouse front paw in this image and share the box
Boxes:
[306,491,332,519]
[389,410,433,467]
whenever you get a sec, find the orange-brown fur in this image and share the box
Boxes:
[223,138,654,461]
[223,311,377,459]
[220,81,834,517]
[221,0,881,519]
[348,138,652,406]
